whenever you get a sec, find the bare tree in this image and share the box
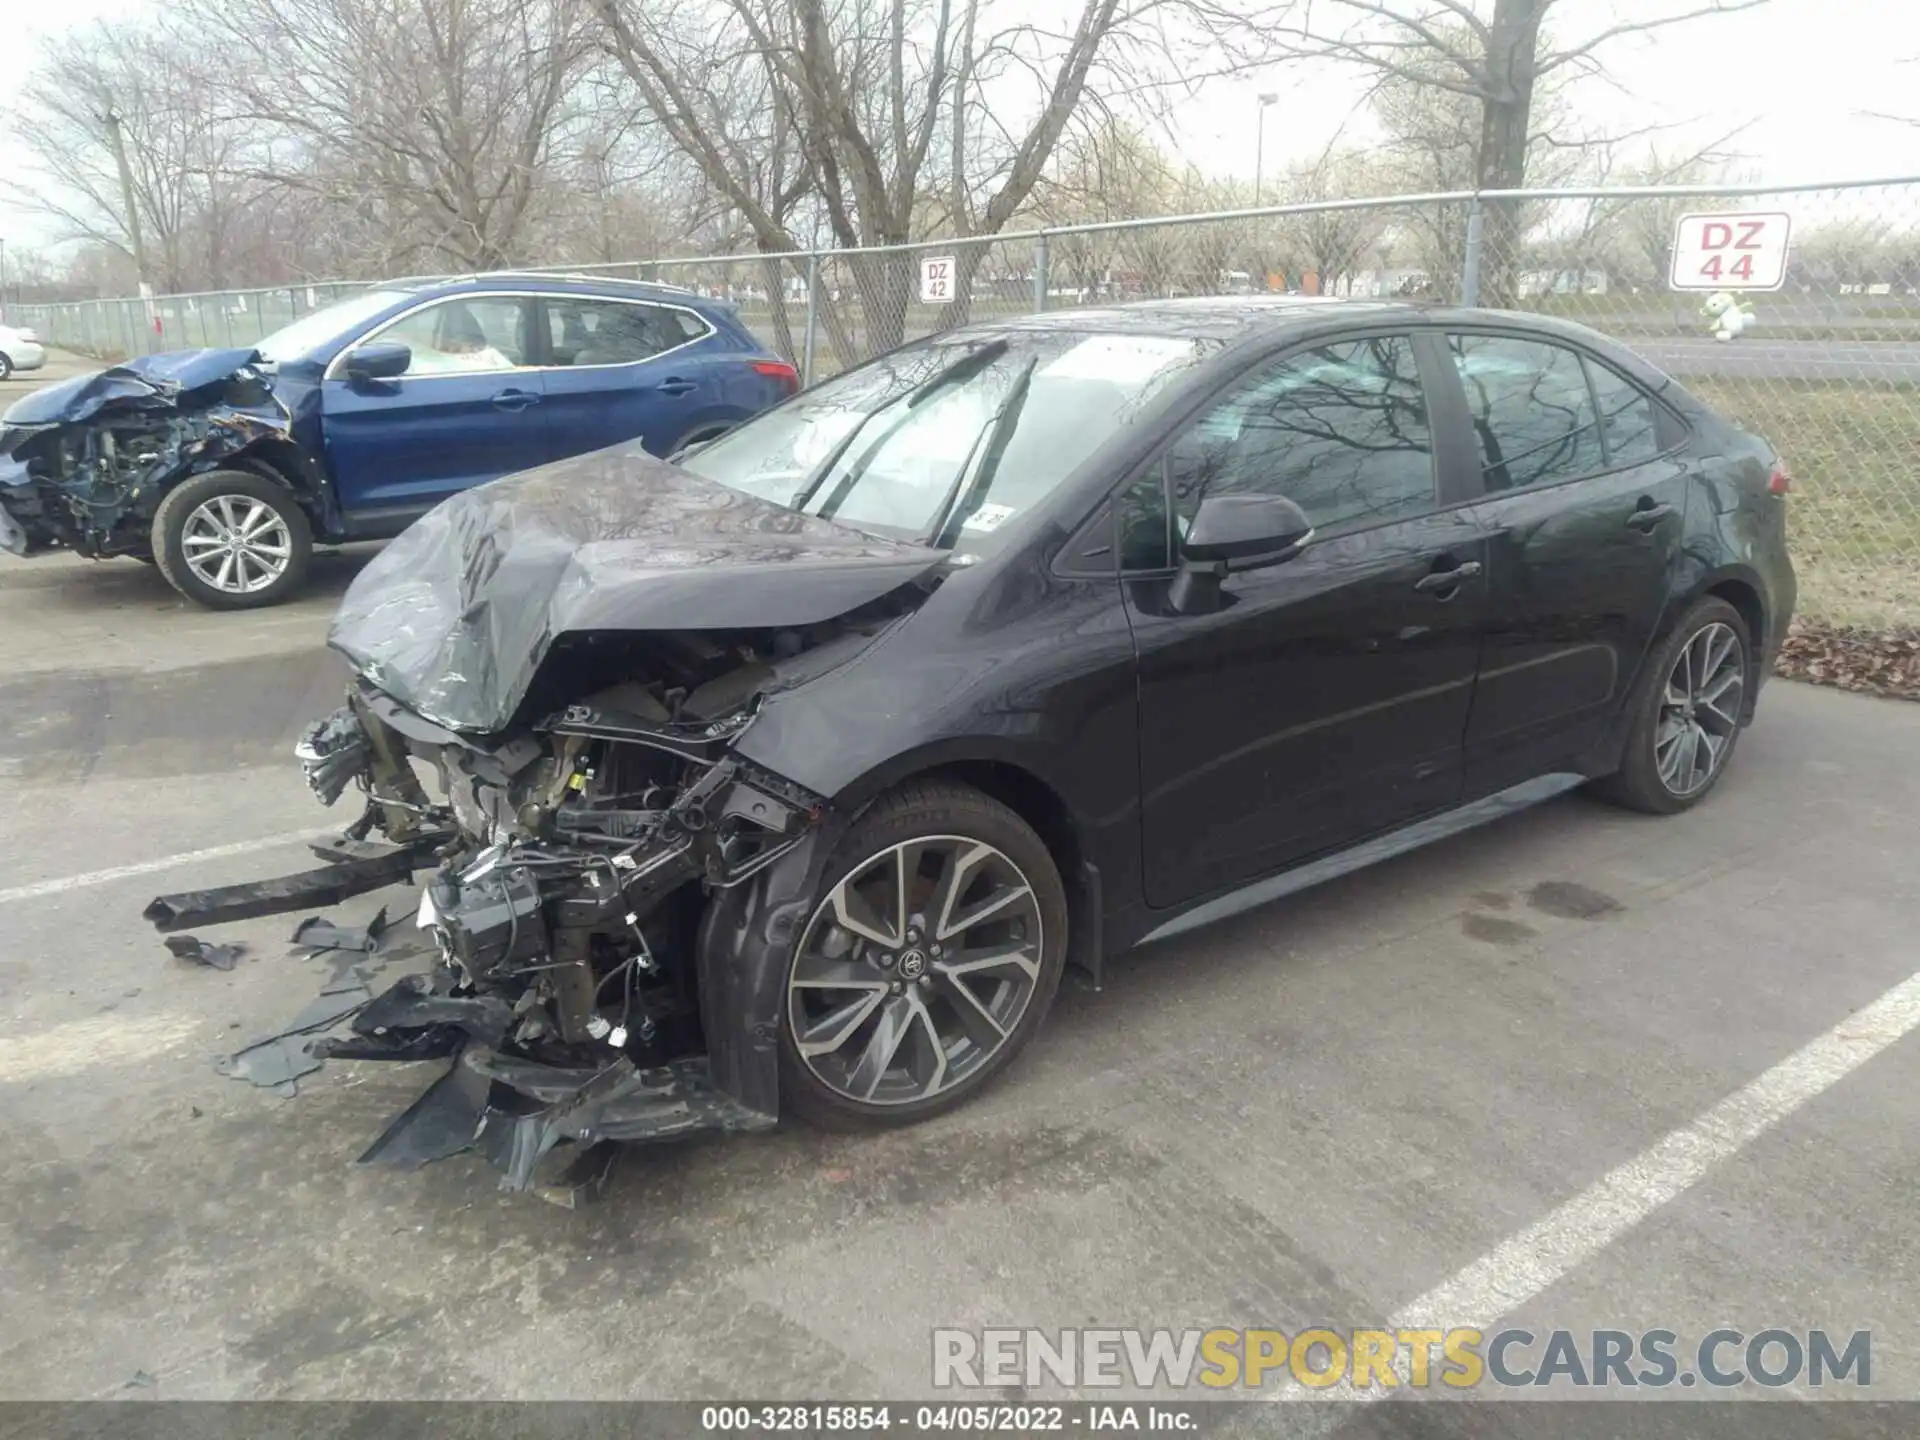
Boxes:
[1541,136,1749,297]
[1038,119,1183,298]
[591,0,1287,351]
[1276,0,1769,302]
[182,0,597,272]
[4,22,265,291]
[1276,148,1392,293]
[1795,218,1899,291]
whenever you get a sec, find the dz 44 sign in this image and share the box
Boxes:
[1669,211,1792,291]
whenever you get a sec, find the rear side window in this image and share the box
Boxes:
[1584,359,1660,464]
[1449,334,1604,491]
[545,299,706,366]
[1165,334,1436,539]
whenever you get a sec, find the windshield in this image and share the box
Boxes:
[254,289,413,365]
[680,330,1217,548]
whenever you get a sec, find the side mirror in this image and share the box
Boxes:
[1169,493,1314,614]
[1182,493,1314,566]
[342,340,411,382]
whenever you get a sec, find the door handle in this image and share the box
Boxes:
[653,377,697,397]
[491,388,540,411]
[1626,502,1675,532]
[1415,560,1482,595]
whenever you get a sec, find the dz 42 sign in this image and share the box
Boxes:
[1669,211,1792,291]
[920,254,956,304]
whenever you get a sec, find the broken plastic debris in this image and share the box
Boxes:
[215,982,372,1093]
[291,904,390,955]
[163,935,247,971]
[356,1060,490,1169]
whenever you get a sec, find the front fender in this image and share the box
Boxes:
[744,730,1079,825]
[694,812,851,1117]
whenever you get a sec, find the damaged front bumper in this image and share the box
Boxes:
[149,675,833,1193]
[0,349,295,558]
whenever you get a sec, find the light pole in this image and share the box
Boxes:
[1251,94,1279,292]
[1252,92,1279,206]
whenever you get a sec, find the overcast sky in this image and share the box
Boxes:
[2,0,1916,257]
[1181,0,1920,194]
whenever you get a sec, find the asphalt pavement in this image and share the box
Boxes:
[1635,337,1920,383]
[0,357,1918,1426]
[0,349,94,395]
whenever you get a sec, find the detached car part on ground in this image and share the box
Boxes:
[145,301,1796,1195]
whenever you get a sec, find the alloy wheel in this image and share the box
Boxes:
[787,835,1045,1107]
[1655,620,1745,797]
[180,494,294,595]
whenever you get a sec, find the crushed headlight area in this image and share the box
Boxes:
[0,349,295,560]
[147,674,829,1200]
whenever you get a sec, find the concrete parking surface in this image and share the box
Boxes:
[0,348,95,395]
[1,355,1918,1426]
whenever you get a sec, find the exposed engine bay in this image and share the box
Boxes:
[140,447,950,1196]
[148,614,917,1194]
[305,639,837,1078]
[0,349,295,558]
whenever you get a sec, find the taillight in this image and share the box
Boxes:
[1768,461,1791,496]
[751,360,800,392]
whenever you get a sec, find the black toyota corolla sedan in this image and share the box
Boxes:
[152,297,1795,1190]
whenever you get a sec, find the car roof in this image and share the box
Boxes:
[382,271,716,307]
[987,295,1420,340]
[960,295,1644,365]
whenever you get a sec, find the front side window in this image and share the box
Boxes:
[1119,334,1435,569]
[545,299,703,366]
[1180,331,1435,527]
[1450,334,1604,490]
[680,330,1218,549]
[378,297,528,376]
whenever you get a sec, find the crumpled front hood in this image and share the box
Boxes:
[2,347,265,429]
[328,443,946,734]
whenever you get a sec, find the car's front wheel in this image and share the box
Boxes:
[152,470,314,610]
[0,352,13,381]
[779,781,1069,1130]
[1594,596,1753,815]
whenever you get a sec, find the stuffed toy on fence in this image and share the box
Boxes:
[1702,291,1756,341]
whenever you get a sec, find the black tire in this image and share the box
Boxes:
[0,352,13,381]
[666,424,732,463]
[779,780,1069,1131]
[151,469,313,610]
[1592,596,1752,815]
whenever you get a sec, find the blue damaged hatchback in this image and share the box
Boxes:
[0,273,799,608]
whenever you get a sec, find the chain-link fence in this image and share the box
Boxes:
[16,178,1920,627]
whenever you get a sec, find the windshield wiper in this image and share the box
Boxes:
[928,355,1037,549]
[788,339,1011,516]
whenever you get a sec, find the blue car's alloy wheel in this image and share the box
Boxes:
[152,469,314,610]
[180,494,295,597]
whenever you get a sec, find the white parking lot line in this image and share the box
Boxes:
[1278,967,1920,1402]
[0,827,338,906]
